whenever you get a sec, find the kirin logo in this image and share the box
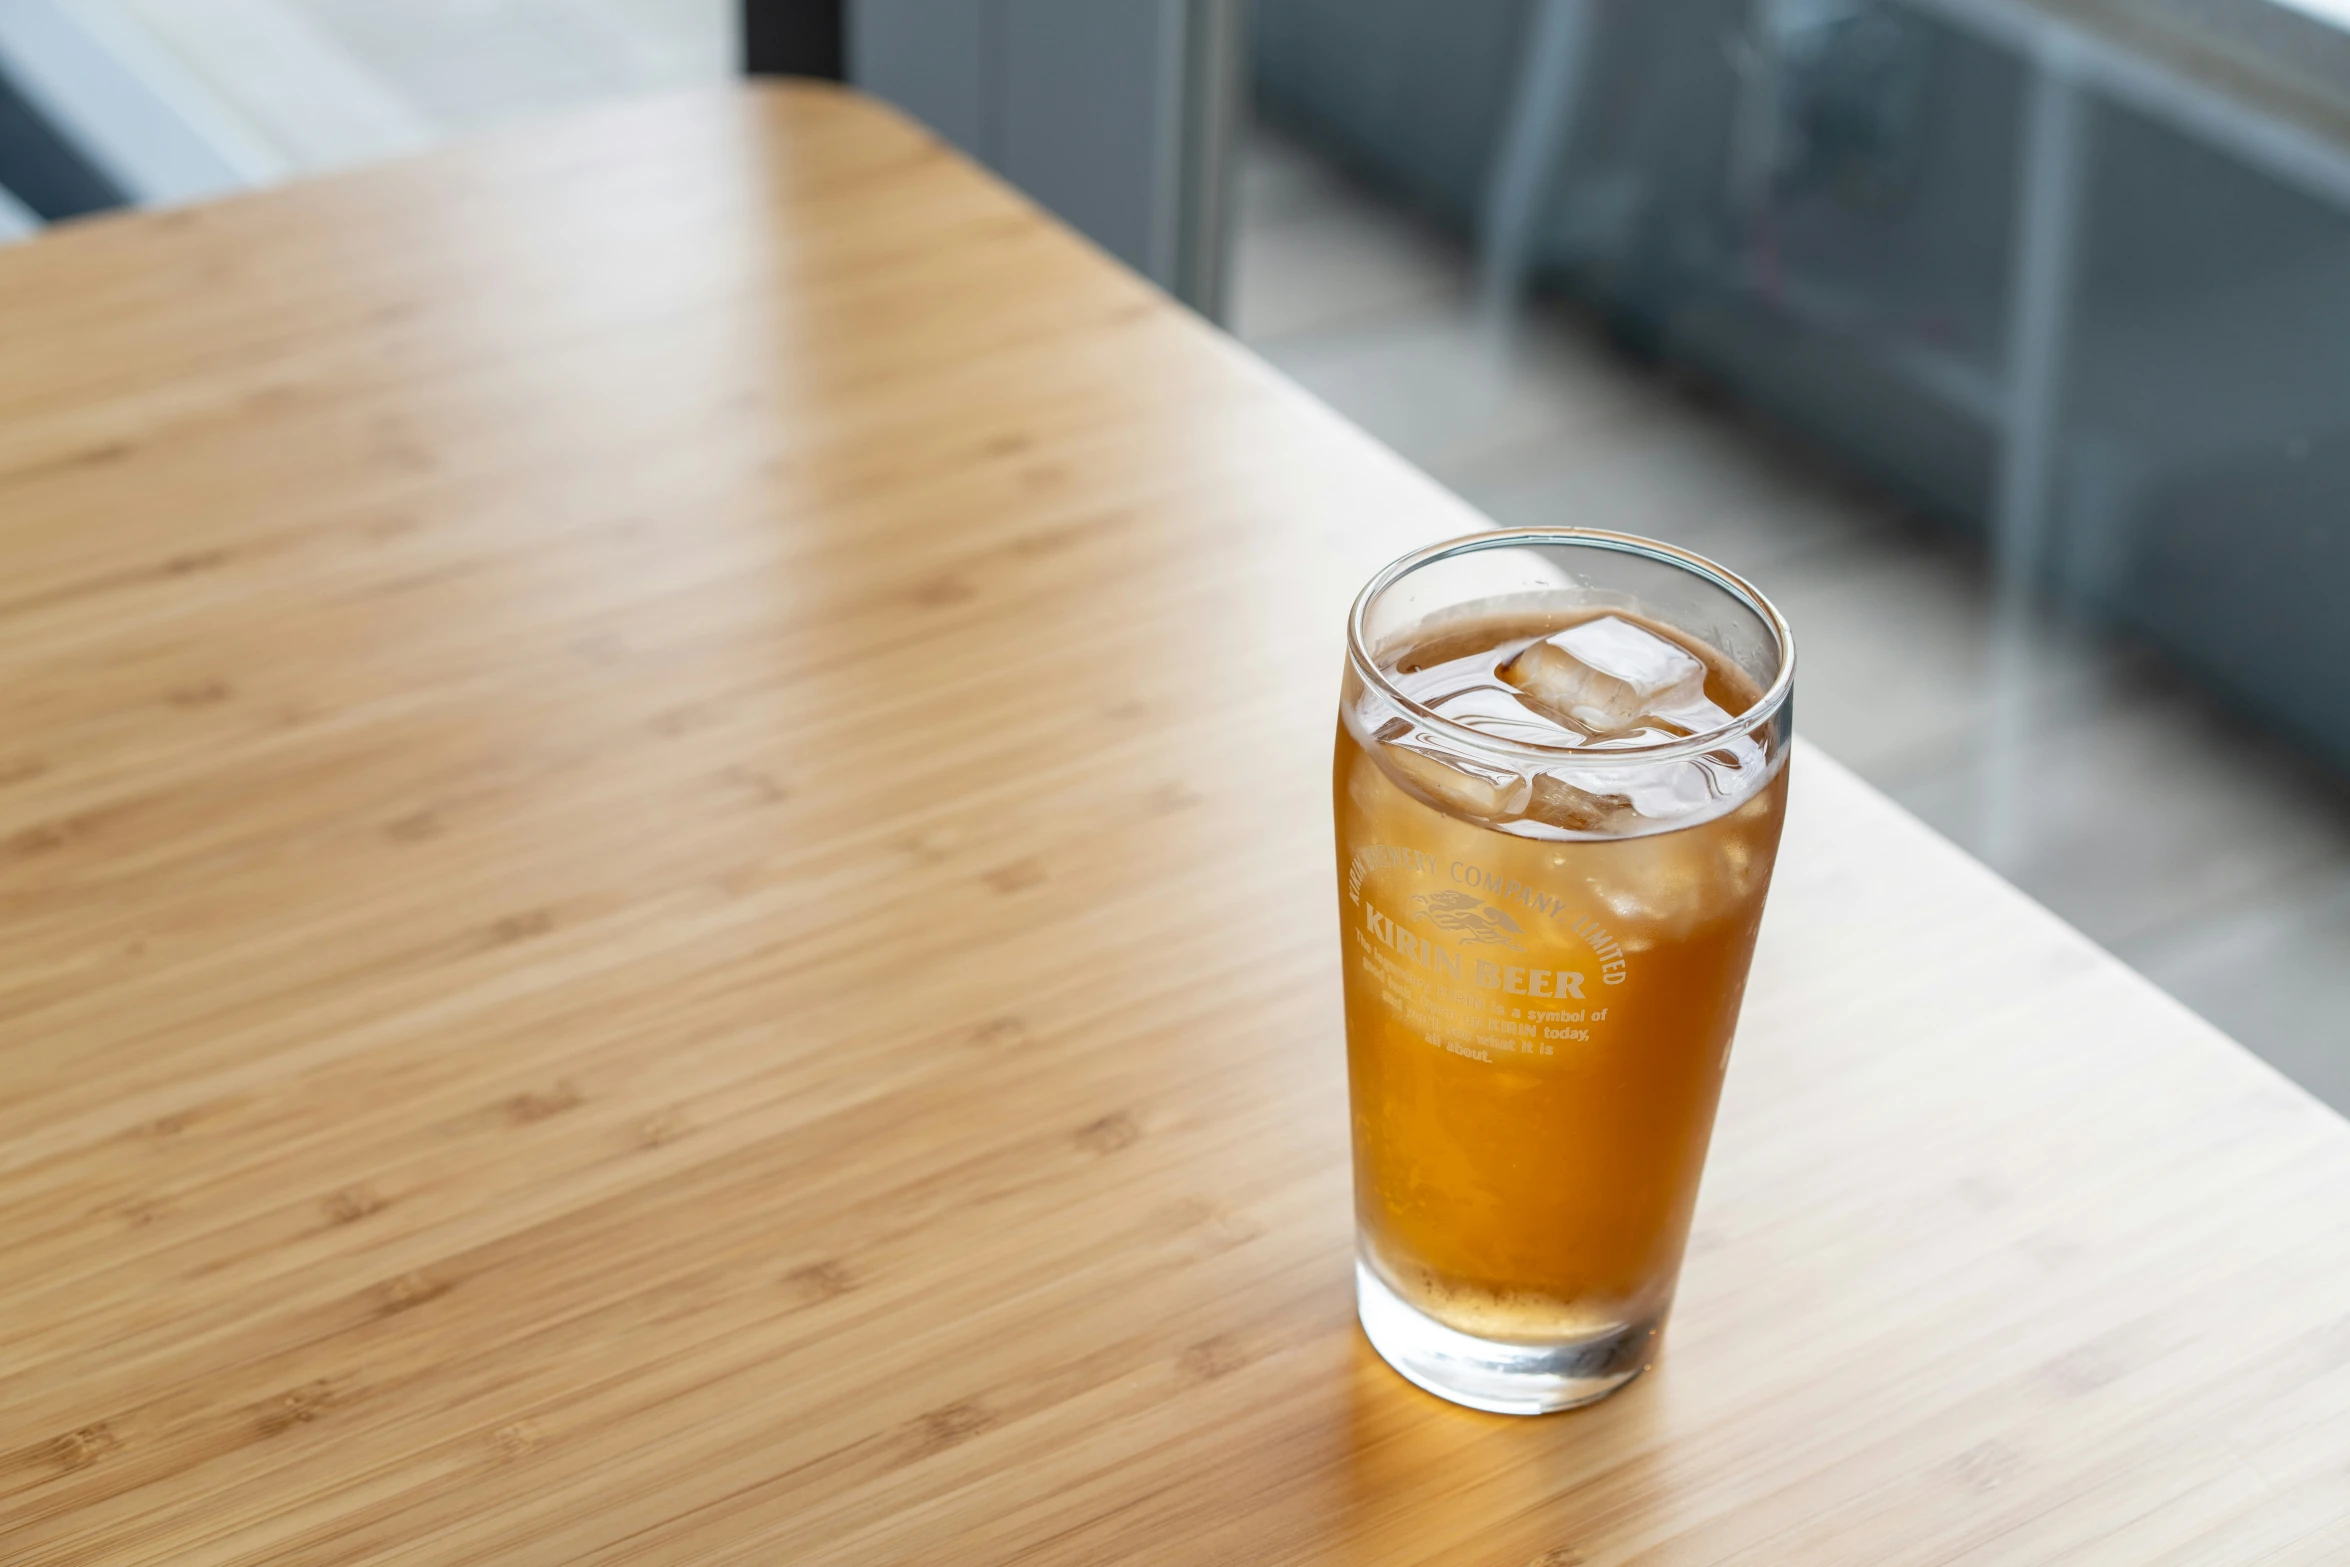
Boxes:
[1409,890,1526,952]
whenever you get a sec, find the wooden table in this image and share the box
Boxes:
[4,84,2347,1566]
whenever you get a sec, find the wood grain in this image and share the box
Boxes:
[2,83,2347,1565]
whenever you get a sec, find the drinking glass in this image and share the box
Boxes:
[1336,528,1796,1413]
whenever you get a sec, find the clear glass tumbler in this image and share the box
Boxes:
[1335,528,1796,1413]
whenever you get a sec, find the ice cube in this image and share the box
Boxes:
[1389,646,1516,709]
[1653,695,1737,736]
[1501,616,1732,736]
[1543,756,1717,827]
[1374,717,1530,819]
[1572,785,1781,934]
[1426,684,1582,746]
[1505,731,1774,839]
[1521,772,1639,835]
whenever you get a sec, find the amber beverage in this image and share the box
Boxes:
[1336,531,1795,1414]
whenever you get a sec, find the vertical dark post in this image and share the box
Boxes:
[0,59,125,219]
[743,0,848,79]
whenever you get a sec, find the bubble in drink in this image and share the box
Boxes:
[1501,614,1734,737]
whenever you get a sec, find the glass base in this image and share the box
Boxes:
[1355,1260,1659,1415]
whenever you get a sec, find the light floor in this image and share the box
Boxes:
[1234,125,2350,1113]
[52,2,2350,1111]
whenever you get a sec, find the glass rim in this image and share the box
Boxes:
[1346,527,1798,767]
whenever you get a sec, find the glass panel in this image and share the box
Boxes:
[1245,0,2350,1109]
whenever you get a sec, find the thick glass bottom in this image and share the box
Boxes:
[1355,1259,1659,1415]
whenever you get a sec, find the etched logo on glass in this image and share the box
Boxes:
[1409,890,1526,951]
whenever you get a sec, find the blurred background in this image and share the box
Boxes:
[3,0,2345,1109]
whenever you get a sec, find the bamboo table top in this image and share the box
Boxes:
[3,84,2347,1566]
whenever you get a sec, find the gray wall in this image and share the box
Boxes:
[850,0,1240,315]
